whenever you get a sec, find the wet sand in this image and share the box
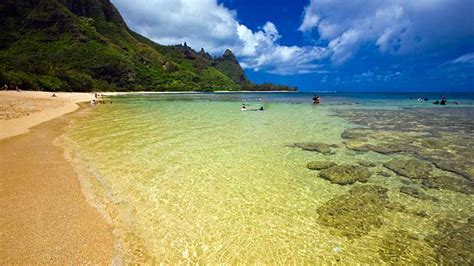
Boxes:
[0,102,114,263]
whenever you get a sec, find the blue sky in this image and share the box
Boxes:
[112,0,474,92]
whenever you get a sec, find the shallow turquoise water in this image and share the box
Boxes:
[62,93,474,264]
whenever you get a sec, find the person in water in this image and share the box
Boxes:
[241,104,264,111]
[433,96,448,105]
[312,95,321,104]
[440,96,447,105]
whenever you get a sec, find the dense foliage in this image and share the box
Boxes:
[0,0,296,92]
[242,83,298,92]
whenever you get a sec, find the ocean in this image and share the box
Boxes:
[61,92,474,264]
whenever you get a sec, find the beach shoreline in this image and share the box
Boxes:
[0,91,114,264]
[0,91,97,140]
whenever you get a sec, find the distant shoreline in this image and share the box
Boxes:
[102,90,297,94]
[214,90,296,93]
[0,90,297,140]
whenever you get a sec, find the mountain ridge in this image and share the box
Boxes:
[0,0,296,92]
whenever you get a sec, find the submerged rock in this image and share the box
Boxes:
[385,201,406,213]
[366,143,417,155]
[426,218,474,265]
[377,171,391,177]
[420,138,449,149]
[429,159,474,182]
[378,230,435,264]
[293,142,336,154]
[344,140,370,152]
[319,165,371,185]
[307,161,336,170]
[358,161,376,167]
[400,179,416,185]
[421,175,474,195]
[383,158,432,179]
[399,186,439,201]
[340,128,371,140]
[346,142,417,155]
[317,185,389,238]
[385,201,430,218]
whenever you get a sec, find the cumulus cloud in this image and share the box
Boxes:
[112,0,239,53]
[236,22,328,74]
[299,0,474,64]
[111,0,325,75]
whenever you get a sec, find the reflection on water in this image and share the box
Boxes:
[62,93,473,264]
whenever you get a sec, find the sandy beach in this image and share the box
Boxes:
[0,91,114,264]
[0,91,99,140]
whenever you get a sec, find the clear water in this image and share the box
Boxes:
[62,92,474,264]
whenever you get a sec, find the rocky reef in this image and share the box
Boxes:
[307,161,336,170]
[378,229,435,264]
[292,142,337,154]
[399,186,439,201]
[319,165,371,185]
[383,158,432,179]
[336,108,474,183]
[297,106,473,263]
[331,107,473,263]
[425,218,474,265]
[317,185,389,238]
[422,175,474,195]
[358,161,376,167]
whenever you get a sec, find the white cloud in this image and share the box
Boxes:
[353,70,402,83]
[299,0,474,64]
[111,0,325,75]
[449,53,474,65]
[112,0,240,53]
[438,53,474,72]
[433,53,474,82]
[236,22,328,75]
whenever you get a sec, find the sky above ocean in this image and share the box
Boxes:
[111,0,474,92]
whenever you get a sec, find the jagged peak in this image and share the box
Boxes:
[198,48,213,60]
[223,49,236,59]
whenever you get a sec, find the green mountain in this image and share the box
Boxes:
[0,0,296,92]
[213,49,249,85]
